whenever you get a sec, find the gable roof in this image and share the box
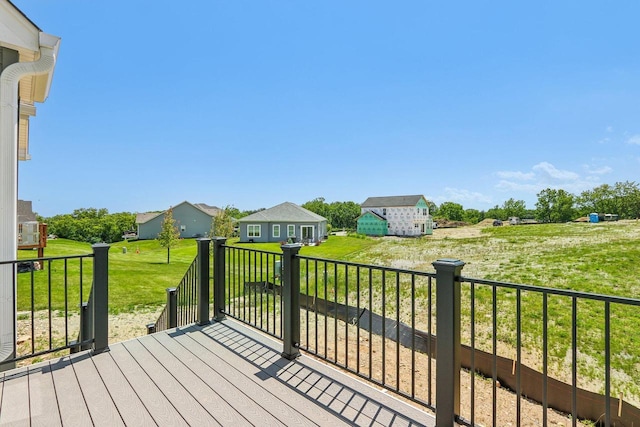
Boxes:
[357,210,387,221]
[17,199,36,222]
[239,202,327,223]
[361,195,428,208]
[136,201,221,224]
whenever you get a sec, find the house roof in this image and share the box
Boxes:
[238,202,327,223]
[136,201,221,224]
[17,199,36,223]
[357,211,387,221]
[361,195,428,208]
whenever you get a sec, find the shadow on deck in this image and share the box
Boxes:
[0,319,435,426]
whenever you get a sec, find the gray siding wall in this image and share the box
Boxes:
[239,221,328,243]
[138,204,213,240]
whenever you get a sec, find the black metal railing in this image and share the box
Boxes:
[147,238,640,426]
[0,244,110,370]
[221,244,283,338]
[458,277,640,427]
[150,239,211,334]
[297,254,437,411]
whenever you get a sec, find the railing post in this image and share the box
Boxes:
[80,302,91,351]
[433,258,465,427]
[196,238,211,325]
[167,287,178,329]
[212,237,227,321]
[92,243,110,354]
[281,243,302,360]
[146,323,156,335]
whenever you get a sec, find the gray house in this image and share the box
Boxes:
[136,201,221,240]
[238,202,328,243]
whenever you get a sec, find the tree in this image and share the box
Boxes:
[437,202,464,221]
[45,209,135,243]
[502,198,527,219]
[302,198,331,222]
[210,206,235,238]
[463,209,484,224]
[157,208,180,264]
[535,188,575,223]
[328,201,360,230]
[485,205,505,221]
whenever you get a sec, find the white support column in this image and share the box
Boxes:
[0,32,59,365]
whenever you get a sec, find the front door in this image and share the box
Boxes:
[301,226,314,242]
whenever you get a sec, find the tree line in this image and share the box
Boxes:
[39,181,640,244]
[431,181,640,224]
[41,208,136,243]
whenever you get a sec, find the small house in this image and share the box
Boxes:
[357,195,433,236]
[238,202,328,243]
[136,201,221,240]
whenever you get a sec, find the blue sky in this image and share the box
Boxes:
[15,1,640,217]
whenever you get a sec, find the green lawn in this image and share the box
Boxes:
[16,234,378,315]
[15,223,640,401]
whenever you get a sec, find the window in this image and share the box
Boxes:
[382,208,387,215]
[423,208,428,215]
[248,224,261,238]
[287,225,296,238]
[273,224,280,238]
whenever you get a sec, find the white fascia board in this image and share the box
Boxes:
[0,1,40,52]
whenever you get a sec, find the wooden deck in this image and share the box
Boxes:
[0,319,435,426]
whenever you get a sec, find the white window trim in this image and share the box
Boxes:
[248,224,261,238]
[273,224,280,238]
[287,224,296,238]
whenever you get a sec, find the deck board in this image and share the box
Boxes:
[174,327,324,426]
[150,330,274,426]
[120,339,218,426]
[0,366,30,426]
[108,342,188,426]
[28,363,62,427]
[49,356,93,426]
[0,319,435,426]
[90,347,157,427]
[69,351,124,427]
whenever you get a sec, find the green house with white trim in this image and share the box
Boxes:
[357,195,433,236]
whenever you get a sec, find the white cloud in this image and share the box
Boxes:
[430,188,493,206]
[495,180,540,193]
[495,170,535,180]
[583,165,612,175]
[493,162,602,199]
[606,126,613,132]
[532,162,580,181]
[598,137,610,144]
[627,135,640,145]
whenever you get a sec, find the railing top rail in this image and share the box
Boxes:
[297,253,436,277]
[221,244,281,257]
[0,253,94,265]
[462,275,640,306]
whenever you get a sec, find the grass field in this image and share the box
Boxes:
[16,221,640,403]
[16,234,378,314]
